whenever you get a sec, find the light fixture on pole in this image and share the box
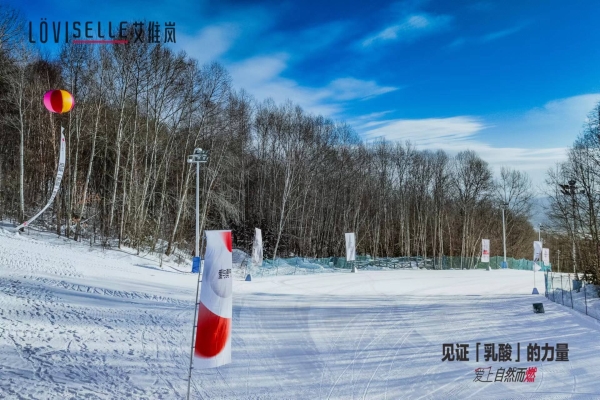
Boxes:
[501,202,508,269]
[187,148,209,268]
[186,147,209,400]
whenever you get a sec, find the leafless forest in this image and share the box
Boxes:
[0,6,598,283]
[544,103,600,282]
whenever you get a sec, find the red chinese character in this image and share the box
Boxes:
[524,367,537,382]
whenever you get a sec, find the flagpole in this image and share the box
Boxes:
[186,264,202,400]
[532,241,540,294]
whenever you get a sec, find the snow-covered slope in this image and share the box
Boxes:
[1,227,600,399]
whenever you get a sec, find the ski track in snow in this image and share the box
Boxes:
[2,227,600,399]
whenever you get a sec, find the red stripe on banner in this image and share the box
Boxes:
[221,231,232,253]
[194,302,231,358]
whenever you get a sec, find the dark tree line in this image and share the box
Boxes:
[546,102,600,283]
[0,6,536,264]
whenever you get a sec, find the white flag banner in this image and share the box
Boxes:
[542,248,550,265]
[193,230,232,369]
[345,233,356,261]
[533,241,543,263]
[251,228,263,266]
[16,127,66,230]
[481,239,490,263]
[533,263,542,271]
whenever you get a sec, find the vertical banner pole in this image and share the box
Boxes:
[502,207,507,267]
[186,260,202,400]
[187,160,202,400]
[532,241,542,294]
[584,278,588,315]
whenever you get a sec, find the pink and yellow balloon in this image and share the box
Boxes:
[43,90,74,114]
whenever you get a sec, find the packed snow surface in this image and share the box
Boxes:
[1,227,600,399]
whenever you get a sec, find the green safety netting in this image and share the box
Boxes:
[246,255,550,276]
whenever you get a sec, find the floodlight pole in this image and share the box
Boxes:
[560,180,581,274]
[186,148,209,400]
[570,189,577,274]
[196,160,200,259]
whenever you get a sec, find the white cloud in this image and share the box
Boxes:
[486,93,600,148]
[228,54,341,116]
[229,53,289,84]
[446,24,527,50]
[522,94,600,130]
[444,143,568,194]
[356,97,597,193]
[326,78,398,101]
[175,24,239,65]
[361,116,485,145]
[481,25,525,42]
[359,94,600,149]
[361,13,452,47]
[358,114,568,172]
[446,37,466,49]
[347,110,395,125]
[228,55,397,116]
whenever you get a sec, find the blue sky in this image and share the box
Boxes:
[15,0,600,191]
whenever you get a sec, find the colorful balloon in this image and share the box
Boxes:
[43,90,74,113]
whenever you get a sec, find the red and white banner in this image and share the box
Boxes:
[481,239,490,263]
[193,230,232,368]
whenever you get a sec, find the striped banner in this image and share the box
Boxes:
[193,230,232,368]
